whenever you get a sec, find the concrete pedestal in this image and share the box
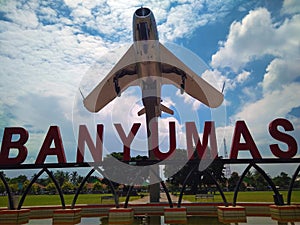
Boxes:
[53,208,81,225]
[296,205,300,221]
[217,206,246,223]
[270,205,300,222]
[108,208,133,225]
[0,209,30,225]
[164,207,187,224]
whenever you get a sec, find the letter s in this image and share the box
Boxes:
[269,118,297,159]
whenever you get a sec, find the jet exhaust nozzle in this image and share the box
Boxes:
[135,7,151,17]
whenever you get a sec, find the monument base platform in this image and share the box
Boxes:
[53,208,81,225]
[270,205,300,222]
[217,206,246,223]
[164,207,187,224]
[0,209,30,225]
[108,208,134,225]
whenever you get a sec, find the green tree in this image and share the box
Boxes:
[273,172,291,189]
[22,180,30,193]
[228,172,238,191]
[10,175,27,184]
[244,171,255,188]
[35,175,51,187]
[0,181,5,194]
[46,182,56,194]
[102,152,149,191]
[77,175,84,185]
[62,181,75,194]
[9,183,18,193]
[53,171,69,186]
[93,181,103,192]
[227,172,246,191]
[31,183,41,194]
[0,171,8,181]
[70,171,79,185]
[253,170,268,191]
[165,149,225,194]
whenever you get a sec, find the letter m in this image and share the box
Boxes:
[186,121,218,160]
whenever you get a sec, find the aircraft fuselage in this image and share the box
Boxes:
[133,7,162,117]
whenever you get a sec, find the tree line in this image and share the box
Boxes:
[1,169,297,196]
[0,150,299,195]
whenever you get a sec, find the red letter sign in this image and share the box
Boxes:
[230,121,262,159]
[269,118,297,158]
[114,123,141,161]
[0,127,28,165]
[152,121,176,160]
[76,124,104,163]
[35,126,66,164]
[186,121,218,160]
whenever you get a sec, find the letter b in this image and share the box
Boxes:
[0,127,28,165]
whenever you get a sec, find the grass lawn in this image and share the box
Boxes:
[182,190,300,203]
[0,191,299,207]
[0,193,142,207]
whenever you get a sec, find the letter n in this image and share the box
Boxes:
[76,124,103,163]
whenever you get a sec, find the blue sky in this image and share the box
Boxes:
[0,0,299,176]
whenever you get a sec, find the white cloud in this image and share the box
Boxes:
[262,58,299,94]
[176,89,201,111]
[2,1,40,29]
[210,5,300,160]
[236,70,250,84]
[0,0,239,113]
[232,83,300,147]
[211,8,276,72]
[201,69,226,91]
[281,0,300,15]
[0,0,244,107]
[62,0,242,42]
[211,8,300,73]
[3,0,298,168]
[213,82,300,161]
[210,6,300,111]
[201,68,250,93]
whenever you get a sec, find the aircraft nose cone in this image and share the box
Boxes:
[135,7,151,17]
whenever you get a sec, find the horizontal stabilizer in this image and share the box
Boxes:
[137,104,174,116]
[137,107,146,116]
[160,104,174,115]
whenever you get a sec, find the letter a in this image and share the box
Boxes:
[35,126,66,164]
[230,121,262,159]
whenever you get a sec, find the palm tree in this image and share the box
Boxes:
[71,171,79,185]
[54,170,65,186]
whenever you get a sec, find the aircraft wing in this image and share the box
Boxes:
[83,44,139,112]
[159,43,224,108]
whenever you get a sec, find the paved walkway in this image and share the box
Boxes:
[128,193,190,204]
